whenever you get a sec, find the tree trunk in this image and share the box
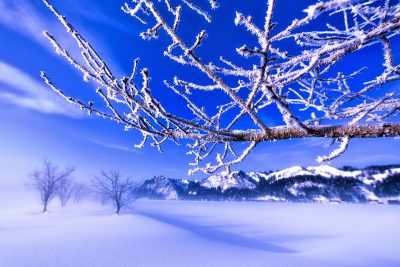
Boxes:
[60,198,66,207]
[42,201,48,213]
[116,204,121,215]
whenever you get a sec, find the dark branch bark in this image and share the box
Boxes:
[171,123,400,142]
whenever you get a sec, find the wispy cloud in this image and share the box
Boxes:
[90,139,142,153]
[0,60,81,117]
[0,0,125,76]
[65,1,134,33]
[0,0,45,43]
[0,0,125,115]
[0,0,73,51]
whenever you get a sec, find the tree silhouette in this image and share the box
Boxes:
[92,170,137,214]
[28,160,74,213]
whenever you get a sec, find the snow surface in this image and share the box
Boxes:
[0,196,399,267]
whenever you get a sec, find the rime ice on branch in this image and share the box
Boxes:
[41,0,400,174]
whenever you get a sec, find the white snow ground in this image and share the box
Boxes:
[0,196,399,267]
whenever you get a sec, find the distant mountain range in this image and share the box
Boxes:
[135,164,400,204]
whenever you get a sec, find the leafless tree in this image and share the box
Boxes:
[71,183,89,203]
[28,160,74,213]
[57,179,87,207]
[41,0,400,174]
[92,170,137,214]
[57,178,73,207]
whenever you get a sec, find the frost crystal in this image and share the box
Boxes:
[42,0,400,174]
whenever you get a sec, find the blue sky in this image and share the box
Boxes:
[0,0,399,186]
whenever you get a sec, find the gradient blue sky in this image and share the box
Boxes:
[1,0,399,187]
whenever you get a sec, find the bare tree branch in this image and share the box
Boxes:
[92,170,137,214]
[28,160,74,213]
[41,0,400,174]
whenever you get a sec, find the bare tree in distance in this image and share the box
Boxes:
[57,180,86,207]
[42,0,400,174]
[92,170,137,215]
[28,160,74,213]
[71,183,89,204]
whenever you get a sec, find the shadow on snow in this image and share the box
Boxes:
[136,210,296,253]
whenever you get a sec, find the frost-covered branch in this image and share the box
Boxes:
[42,0,400,174]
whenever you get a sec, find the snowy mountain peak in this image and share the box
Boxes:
[136,164,400,204]
[266,166,311,181]
[138,176,178,200]
[200,170,256,191]
[306,165,363,178]
[265,165,367,181]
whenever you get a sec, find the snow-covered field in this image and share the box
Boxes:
[0,197,399,267]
